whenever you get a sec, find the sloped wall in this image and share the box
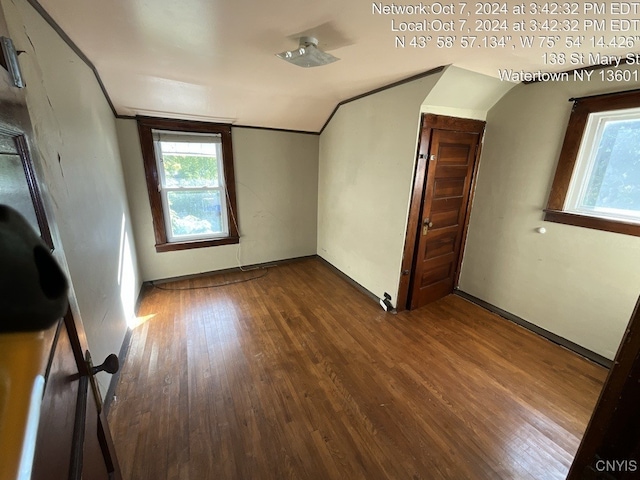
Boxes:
[318,72,443,305]
[422,65,515,120]
[2,0,140,394]
[459,72,640,360]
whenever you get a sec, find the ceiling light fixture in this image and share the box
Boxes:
[276,36,339,68]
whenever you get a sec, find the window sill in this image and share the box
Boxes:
[155,236,240,252]
[543,210,640,237]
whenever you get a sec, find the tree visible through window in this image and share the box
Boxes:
[154,132,227,240]
[566,110,640,223]
[138,118,239,252]
[545,90,640,237]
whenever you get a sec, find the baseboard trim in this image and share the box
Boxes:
[454,289,613,369]
[103,327,132,416]
[103,281,146,415]
[316,257,387,309]
[148,254,318,285]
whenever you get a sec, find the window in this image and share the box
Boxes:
[137,117,239,252]
[0,128,53,250]
[545,90,640,237]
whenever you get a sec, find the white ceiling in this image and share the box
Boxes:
[37,0,636,132]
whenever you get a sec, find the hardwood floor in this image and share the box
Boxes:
[108,258,607,479]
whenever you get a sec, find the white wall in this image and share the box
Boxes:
[459,71,640,360]
[422,66,515,120]
[2,0,140,394]
[318,72,442,305]
[117,120,319,281]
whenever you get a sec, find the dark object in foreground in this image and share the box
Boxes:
[0,204,68,332]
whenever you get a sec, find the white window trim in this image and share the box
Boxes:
[152,131,230,242]
[564,107,640,225]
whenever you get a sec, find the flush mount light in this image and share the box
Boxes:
[276,36,339,68]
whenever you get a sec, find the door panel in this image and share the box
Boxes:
[420,259,453,287]
[437,144,473,165]
[31,320,77,480]
[423,229,457,260]
[430,198,463,228]
[433,177,466,197]
[410,129,480,309]
[83,388,112,480]
[30,311,122,480]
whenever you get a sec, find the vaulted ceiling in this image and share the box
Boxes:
[37,0,635,132]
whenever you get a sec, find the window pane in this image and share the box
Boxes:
[141,120,238,249]
[161,149,220,187]
[166,190,224,238]
[580,118,640,216]
[0,153,40,232]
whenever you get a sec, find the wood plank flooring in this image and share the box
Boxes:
[107,258,607,479]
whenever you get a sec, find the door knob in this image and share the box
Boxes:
[422,218,433,235]
[91,353,119,375]
[84,351,119,413]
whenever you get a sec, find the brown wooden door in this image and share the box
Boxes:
[409,127,481,309]
[31,310,122,480]
[30,318,78,480]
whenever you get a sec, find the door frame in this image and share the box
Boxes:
[567,295,640,479]
[397,113,485,312]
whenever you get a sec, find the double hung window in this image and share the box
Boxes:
[565,108,640,223]
[138,117,239,251]
[545,90,640,237]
